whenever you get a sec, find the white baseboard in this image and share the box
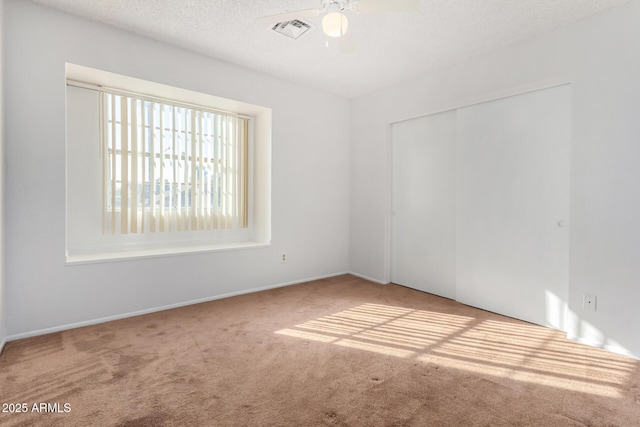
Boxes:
[566,334,639,360]
[348,271,389,285]
[0,337,6,356]
[4,272,352,343]
[11,275,636,362]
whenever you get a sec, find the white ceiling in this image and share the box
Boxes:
[32,0,628,98]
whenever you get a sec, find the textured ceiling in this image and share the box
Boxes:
[32,0,628,98]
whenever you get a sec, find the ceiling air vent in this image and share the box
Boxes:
[271,19,311,39]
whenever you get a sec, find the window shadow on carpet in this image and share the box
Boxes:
[275,303,635,398]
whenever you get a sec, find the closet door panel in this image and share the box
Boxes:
[391,110,457,299]
[456,85,570,330]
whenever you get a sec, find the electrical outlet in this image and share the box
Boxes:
[584,294,597,312]
[281,252,287,263]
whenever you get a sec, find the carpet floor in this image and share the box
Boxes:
[0,274,639,426]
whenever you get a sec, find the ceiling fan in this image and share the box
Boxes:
[258,0,420,52]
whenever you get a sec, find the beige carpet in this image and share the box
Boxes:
[1,274,639,426]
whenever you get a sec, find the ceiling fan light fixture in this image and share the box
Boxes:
[322,12,348,37]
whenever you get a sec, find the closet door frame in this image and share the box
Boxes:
[386,81,571,332]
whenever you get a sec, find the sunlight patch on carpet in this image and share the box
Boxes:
[275,303,636,398]
[335,338,415,358]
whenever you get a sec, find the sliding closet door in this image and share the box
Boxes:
[456,85,570,330]
[391,110,456,300]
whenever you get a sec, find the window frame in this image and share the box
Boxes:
[65,64,272,264]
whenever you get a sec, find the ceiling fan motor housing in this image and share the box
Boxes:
[322,0,350,13]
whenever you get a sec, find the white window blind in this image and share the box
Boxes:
[101,91,249,235]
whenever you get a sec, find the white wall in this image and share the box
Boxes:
[0,0,6,352]
[351,2,640,358]
[4,0,639,361]
[3,0,350,337]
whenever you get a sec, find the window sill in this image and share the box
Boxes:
[66,240,270,265]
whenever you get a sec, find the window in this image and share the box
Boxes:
[65,64,271,263]
[101,92,249,235]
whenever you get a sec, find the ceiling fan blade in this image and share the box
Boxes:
[257,8,321,27]
[350,0,420,14]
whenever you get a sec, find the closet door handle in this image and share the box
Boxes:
[557,220,568,228]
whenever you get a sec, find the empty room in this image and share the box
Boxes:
[1,0,639,425]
